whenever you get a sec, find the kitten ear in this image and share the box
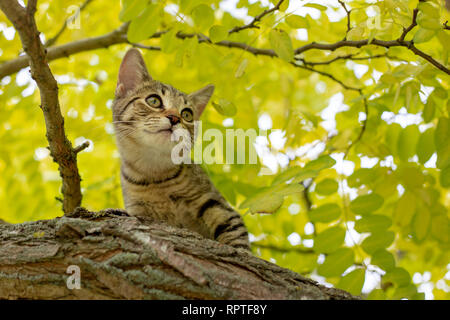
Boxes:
[115,48,152,98]
[188,84,215,119]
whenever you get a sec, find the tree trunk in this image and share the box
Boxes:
[0,208,357,300]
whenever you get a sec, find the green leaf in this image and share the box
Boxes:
[417,128,435,164]
[272,167,318,185]
[435,117,450,169]
[209,25,228,43]
[367,289,386,300]
[313,226,346,253]
[361,231,395,254]
[433,87,448,100]
[418,2,440,18]
[192,4,215,29]
[120,0,147,22]
[285,15,309,29]
[304,3,327,11]
[315,178,338,195]
[431,215,450,243]
[160,29,180,53]
[392,284,418,300]
[371,249,395,271]
[127,4,161,43]
[308,203,341,223]
[269,29,294,62]
[239,183,304,214]
[440,166,450,188]
[413,28,436,43]
[211,99,237,116]
[318,248,354,277]
[394,191,416,227]
[385,123,402,156]
[354,215,392,233]
[304,155,336,171]
[350,193,384,215]
[398,125,420,162]
[413,207,430,241]
[234,58,248,78]
[383,267,411,287]
[422,97,436,122]
[279,0,289,11]
[417,15,441,30]
[348,168,375,188]
[337,269,365,295]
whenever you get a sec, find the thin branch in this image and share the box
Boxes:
[73,141,90,154]
[0,0,84,214]
[292,62,361,91]
[338,0,351,39]
[298,53,402,66]
[399,7,419,42]
[228,0,285,34]
[293,37,449,75]
[45,0,94,47]
[0,23,129,80]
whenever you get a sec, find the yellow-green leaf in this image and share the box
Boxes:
[314,226,346,253]
[337,268,365,295]
[308,203,341,223]
[269,29,294,62]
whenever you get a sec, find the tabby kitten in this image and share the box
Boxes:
[112,48,250,250]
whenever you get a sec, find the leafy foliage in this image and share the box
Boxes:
[0,0,449,299]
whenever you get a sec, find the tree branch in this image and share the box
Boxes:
[0,208,358,300]
[0,23,129,80]
[228,0,285,34]
[0,0,84,214]
[338,0,352,39]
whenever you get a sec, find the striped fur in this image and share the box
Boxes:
[112,49,250,250]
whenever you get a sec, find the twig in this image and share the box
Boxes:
[298,53,402,66]
[292,62,361,91]
[45,0,94,47]
[338,0,351,39]
[0,0,85,214]
[73,141,90,154]
[228,0,285,34]
[399,7,419,42]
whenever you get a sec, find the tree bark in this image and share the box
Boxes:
[0,208,358,300]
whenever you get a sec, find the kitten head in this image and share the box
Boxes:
[112,48,214,157]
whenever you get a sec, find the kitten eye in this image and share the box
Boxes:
[181,108,194,122]
[146,94,162,108]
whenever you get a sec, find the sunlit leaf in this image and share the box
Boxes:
[313,226,346,253]
[350,193,384,215]
[337,268,365,295]
[269,29,294,62]
[308,203,341,223]
[315,178,338,195]
[317,248,354,277]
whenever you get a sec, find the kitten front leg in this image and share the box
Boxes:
[198,199,250,250]
[125,200,154,219]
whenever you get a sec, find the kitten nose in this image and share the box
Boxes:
[166,114,180,125]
